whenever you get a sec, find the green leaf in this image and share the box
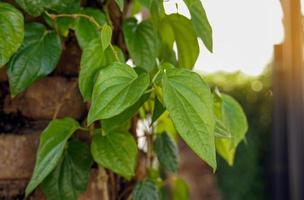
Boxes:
[16,0,81,17]
[131,0,142,16]
[155,111,177,140]
[123,18,158,72]
[159,14,199,69]
[132,180,160,200]
[172,178,189,200]
[215,94,248,165]
[25,118,80,197]
[213,89,232,138]
[152,98,166,123]
[215,139,235,166]
[100,24,112,51]
[137,0,164,26]
[42,139,93,200]
[162,68,216,170]
[159,186,170,200]
[8,23,62,97]
[137,0,152,8]
[87,63,150,124]
[49,0,81,13]
[214,119,231,139]
[79,38,124,101]
[115,0,124,11]
[150,0,165,25]
[102,94,149,132]
[183,0,213,52]
[0,2,24,67]
[155,133,178,172]
[20,23,46,47]
[91,130,137,179]
[221,94,248,146]
[15,0,44,16]
[75,8,106,49]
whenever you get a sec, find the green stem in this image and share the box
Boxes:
[109,44,120,62]
[103,1,113,27]
[152,69,161,84]
[46,11,120,62]
[45,11,102,30]
[79,127,90,132]
[145,88,155,94]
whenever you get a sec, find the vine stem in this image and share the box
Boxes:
[152,69,161,84]
[45,11,102,29]
[109,44,120,62]
[98,167,109,200]
[45,11,120,62]
[79,127,89,132]
[52,81,78,119]
[144,88,155,94]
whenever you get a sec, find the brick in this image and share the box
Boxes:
[0,179,28,200]
[0,128,105,199]
[4,77,86,120]
[0,170,105,200]
[0,130,40,180]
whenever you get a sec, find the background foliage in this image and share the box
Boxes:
[206,68,272,200]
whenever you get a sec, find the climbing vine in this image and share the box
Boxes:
[0,0,248,199]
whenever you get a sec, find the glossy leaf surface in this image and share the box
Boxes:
[25,118,80,196]
[87,63,150,124]
[162,68,216,170]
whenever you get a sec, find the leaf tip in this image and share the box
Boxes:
[206,40,213,53]
[24,184,33,198]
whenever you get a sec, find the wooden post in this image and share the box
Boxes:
[274,0,304,199]
[272,44,290,200]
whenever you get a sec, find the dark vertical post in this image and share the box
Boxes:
[272,44,290,200]
[274,1,304,199]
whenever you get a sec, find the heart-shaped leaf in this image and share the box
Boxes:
[123,18,158,72]
[87,62,150,124]
[91,130,137,179]
[215,94,248,165]
[8,23,62,97]
[162,68,216,170]
[159,14,199,69]
[79,38,124,101]
[42,139,93,200]
[183,0,213,52]
[25,118,80,197]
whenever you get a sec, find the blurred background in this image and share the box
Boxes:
[164,0,304,200]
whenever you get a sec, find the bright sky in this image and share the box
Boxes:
[164,0,284,76]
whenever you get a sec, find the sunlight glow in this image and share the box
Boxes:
[164,0,284,76]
